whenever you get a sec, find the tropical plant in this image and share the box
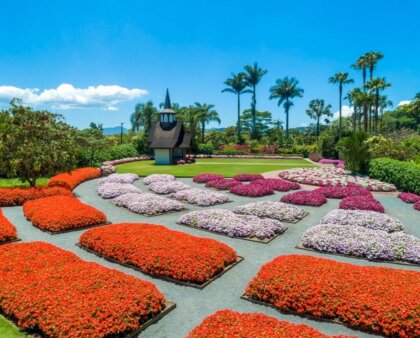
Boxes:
[130,101,158,136]
[240,110,273,139]
[352,56,368,87]
[365,77,391,132]
[337,132,370,173]
[345,88,361,132]
[305,99,332,138]
[194,102,221,143]
[364,51,384,80]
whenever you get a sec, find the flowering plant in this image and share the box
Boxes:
[319,158,345,168]
[205,178,242,190]
[148,181,191,194]
[0,209,18,243]
[193,154,303,160]
[100,156,152,176]
[97,183,141,199]
[143,174,176,185]
[398,192,420,204]
[48,167,101,190]
[193,173,225,183]
[280,190,327,207]
[0,186,72,207]
[252,178,300,191]
[339,195,385,213]
[232,173,264,182]
[229,183,274,197]
[415,201,420,211]
[98,173,139,185]
[314,184,371,199]
[170,188,230,206]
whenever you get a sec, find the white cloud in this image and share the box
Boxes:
[0,84,148,110]
[397,100,411,107]
[333,105,353,120]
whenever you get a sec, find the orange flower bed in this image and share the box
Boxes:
[23,196,107,233]
[187,310,354,338]
[0,186,72,207]
[244,255,420,337]
[0,242,166,337]
[48,167,101,190]
[80,223,238,284]
[0,209,18,243]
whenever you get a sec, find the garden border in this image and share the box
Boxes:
[168,197,233,208]
[107,201,188,217]
[234,211,309,224]
[0,238,21,246]
[29,221,112,235]
[76,243,244,289]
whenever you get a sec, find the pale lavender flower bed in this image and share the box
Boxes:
[97,183,142,199]
[178,209,287,239]
[148,181,191,194]
[98,173,139,185]
[143,174,176,185]
[170,188,230,206]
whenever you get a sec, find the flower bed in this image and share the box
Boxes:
[205,178,242,190]
[170,188,230,206]
[23,196,107,233]
[187,310,352,338]
[319,158,345,169]
[148,181,191,194]
[415,201,420,211]
[48,167,101,190]
[98,173,139,185]
[112,193,185,216]
[252,178,300,191]
[301,224,420,264]
[100,156,152,176]
[0,186,73,207]
[398,192,420,204]
[244,255,420,337]
[143,174,176,185]
[230,183,274,197]
[0,209,18,243]
[178,209,287,240]
[97,183,141,199]
[233,201,307,223]
[193,154,303,160]
[232,173,264,182]
[193,173,225,183]
[79,223,237,285]
[0,241,166,337]
[314,184,371,199]
[280,167,396,191]
[339,195,385,213]
[280,190,327,207]
[320,209,403,232]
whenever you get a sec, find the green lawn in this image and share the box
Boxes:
[0,316,26,337]
[116,158,316,177]
[0,178,49,188]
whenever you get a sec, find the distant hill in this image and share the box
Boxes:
[103,126,129,136]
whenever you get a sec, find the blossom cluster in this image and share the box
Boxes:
[170,188,230,206]
[280,190,327,207]
[398,192,420,203]
[193,173,225,183]
[415,201,420,211]
[48,167,101,190]
[143,174,176,185]
[97,182,141,199]
[112,193,185,216]
[233,173,264,182]
[280,167,396,191]
[23,196,107,233]
[314,184,371,199]
[229,183,274,197]
[244,255,420,337]
[233,201,307,223]
[339,195,385,213]
[193,154,303,160]
[205,178,242,190]
[80,223,237,284]
[148,181,191,194]
[0,209,18,243]
[252,178,300,191]
[0,186,73,207]
[319,158,345,169]
[0,242,166,337]
[178,209,287,239]
[98,173,139,185]
[100,156,152,176]
[187,310,352,338]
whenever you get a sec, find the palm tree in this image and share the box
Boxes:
[378,95,393,132]
[222,72,251,142]
[130,101,157,136]
[305,99,332,138]
[365,77,391,133]
[194,102,221,143]
[244,62,268,139]
[355,91,373,132]
[269,77,304,138]
[345,88,362,132]
[329,72,354,138]
[364,51,384,80]
[352,56,368,88]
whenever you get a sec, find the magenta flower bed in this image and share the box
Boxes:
[232,174,264,182]
[230,184,274,197]
[205,179,242,190]
[398,192,420,204]
[314,184,372,199]
[252,178,300,192]
[193,173,225,183]
[280,190,327,207]
[339,195,385,213]
[414,201,420,211]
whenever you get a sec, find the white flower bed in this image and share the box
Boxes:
[148,181,191,194]
[178,209,287,239]
[97,183,141,199]
[170,188,230,206]
[320,209,404,232]
[143,174,176,185]
[98,173,139,185]
[233,201,307,223]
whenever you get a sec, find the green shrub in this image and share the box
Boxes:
[369,158,420,194]
[318,133,338,159]
[293,144,317,157]
[197,143,214,155]
[214,150,249,155]
[109,144,138,159]
[337,132,369,173]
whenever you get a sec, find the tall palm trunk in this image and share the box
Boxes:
[285,98,290,139]
[338,83,343,138]
[374,89,379,133]
[251,85,257,139]
[362,68,366,89]
[237,93,241,143]
[316,117,320,138]
[363,103,368,132]
[201,120,205,143]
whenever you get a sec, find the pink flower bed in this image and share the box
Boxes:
[339,195,385,213]
[314,184,372,199]
[233,174,264,182]
[193,154,303,160]
[252,178,300,192]
[280,190,327,207]
[193,173,225,183]
[205,179,242,190]
[100,156,152,176]
[230,184,274,197]
[398,192,420,204]
[413,201,420,211]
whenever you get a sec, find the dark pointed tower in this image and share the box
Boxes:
[160,89,176,127]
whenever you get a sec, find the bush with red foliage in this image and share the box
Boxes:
[0,209,18,243]
[314,184,372,199]
[244,255,420,337]
[48,167,101,190]
[309,151,322,162]
[398,192,420,204]
[252,178,300,191]
[0,186,73,207]
[187,310,354,338]
[414,201,420,211]
[205,178,242,190]
[0,242,166,337]
[339,195,385,213]
[23,196,107,233]
[233,173,264,181]
[230,183,274,197]
[193,173,225,183]
[280,190,327,207]
[80,223,237,284]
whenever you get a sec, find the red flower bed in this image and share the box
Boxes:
[0,209,18,243]
[252,178,301,191]
[80,223,237,284]
[0,242,166,337]
[193,173,225,183]
[0,186,73,207]
[48,167,101,190]
[314,184,372,199]
[187,310,354,338]
[233,173,264,181]
[23,196,107,233]
[339,195,385,213]
[414,201,420,211]
[205,178,242,190]
[280,190,327,207]
[244,255,420,337]
[230,183,274,197]
[398,192,420,204]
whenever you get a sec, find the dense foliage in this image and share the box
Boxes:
[0,209,18,243]
[0,186,72,207]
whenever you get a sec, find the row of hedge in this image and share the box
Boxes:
[369,158,420,194]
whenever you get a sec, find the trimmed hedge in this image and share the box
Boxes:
[369,158,420,194]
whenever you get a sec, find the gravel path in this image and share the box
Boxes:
[3,177,420,338]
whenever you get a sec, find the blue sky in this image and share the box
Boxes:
[1,0,419,129]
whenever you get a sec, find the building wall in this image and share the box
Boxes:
[154,149,172,165]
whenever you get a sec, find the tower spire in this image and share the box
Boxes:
[164,88,171,109]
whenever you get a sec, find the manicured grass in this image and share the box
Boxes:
[0,178,49,188]
[116,158,316,177]
[0,316,26,337]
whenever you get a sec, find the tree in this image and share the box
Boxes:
[0,105,77,187]
[76,124,113,166]
[345,88,362,132]
[240,109,273,139]
[378,95,393,132]
[364,51,384,80]
[352,56,368,88]
[194,102,221,143]
[130,101,157,136]
[305,99,332,138]
[329,72,354,138]
[269,76,304,138]
[222,72,251,143]
[365,77,391,133]
[244,62,268,139]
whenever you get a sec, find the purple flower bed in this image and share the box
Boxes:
[414,201,420,211]
[314,184,372,199]
[339,195,385,213]
[143,174,176,185]
[170,188,230,206]
[280,190,327,207]
[193,173,225,183]
[252,178,300,192]
[205,179,242,190]
[229,183,274,197]
[148,181,191,194]
[97,183,141,199]
[318,159,345,169]
[398,192,420,204]
[98,173,139,185]
[232,173,264,182]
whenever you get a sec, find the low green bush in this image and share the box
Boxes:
[369,158,420,194]
[197,143,215,155]
[109,144,138,159]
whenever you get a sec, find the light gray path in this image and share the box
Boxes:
[3,178,420,338]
